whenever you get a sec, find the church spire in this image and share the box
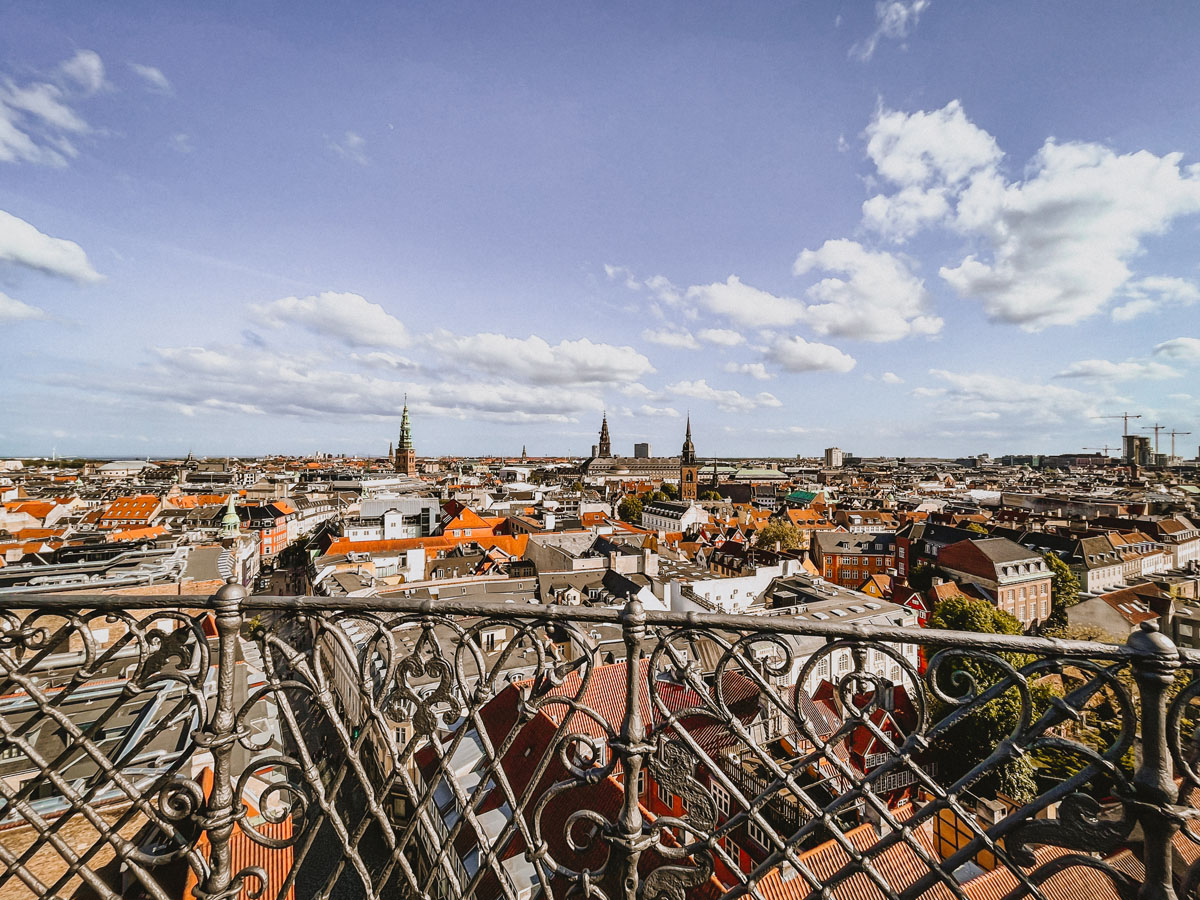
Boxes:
[395,395,417,475]
[680,414,698,500]
[598,411,612,457]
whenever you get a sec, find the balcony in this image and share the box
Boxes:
[0,586,1197,900]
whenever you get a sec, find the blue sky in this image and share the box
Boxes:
[2,1,1199,459]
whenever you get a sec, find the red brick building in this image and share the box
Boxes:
[936,537,1052,628]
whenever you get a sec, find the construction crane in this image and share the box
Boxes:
[1143,423,1166,455]
[1093,412,1142,436]
[1167,429,1192,459]
[1083,445,1118,457]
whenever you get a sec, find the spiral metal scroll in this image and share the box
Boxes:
[0,608,213,900]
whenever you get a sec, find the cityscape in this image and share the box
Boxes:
[3,2,1200,900]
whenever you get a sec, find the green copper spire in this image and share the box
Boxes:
[219,493,240,542]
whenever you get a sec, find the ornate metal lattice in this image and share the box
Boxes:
[1,588,1195,900]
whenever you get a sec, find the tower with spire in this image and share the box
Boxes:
[680,414,698,500]
[598,411,612,458]
[395,397,417,476]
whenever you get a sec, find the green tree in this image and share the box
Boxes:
[755,519,802,551]
[700,490,722,501]
[1043,552,1081,629]
[617,496,643,523]
[661,482,680,500]
[928,595,1023,635]
[927,595,1043,802]
[647,490,667,503]
[965,522,989,534]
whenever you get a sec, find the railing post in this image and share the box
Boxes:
[1129,621,1181,900]
[194,581,246,900]
[610,597,652,900]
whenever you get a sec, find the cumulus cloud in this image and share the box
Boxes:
[686,275,806,328]
[1154,337,1200,363]
[0,51,105,165]
[330,130,369,165]
[793,239,942,341]
[881,371,904,384]
[850,1,931,61]
[860,100,1200,329]
[1055,359,1179,381]
[723,361,774,381]
[698,328,746,346]
[0,209,103,281]
[129,62,172,94]
[765,336,857,373]
[664,379,782,413]
[1111,276,1200,322]
[251,291,410,350]
[439,333,654,385]
[641,327,699,350]
[0,291,46,322]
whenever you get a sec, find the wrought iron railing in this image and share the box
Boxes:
[2,586,1199,900]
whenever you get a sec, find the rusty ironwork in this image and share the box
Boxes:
[0,590,1197,900]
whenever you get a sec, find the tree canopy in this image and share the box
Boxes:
[755,519,802,551]
[928,595,1023,635]
[1043,552,1081,629]
[661,482,679,500]
[617,496,643,523]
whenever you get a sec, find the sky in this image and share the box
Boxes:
[2,1,1199,460]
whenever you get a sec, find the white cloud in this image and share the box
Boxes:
[881,371,904,384]
[793,239,942,341]
[438,333,654,385]
[251,291,410,349]
[723,362,774,381]
[637,405,680,417]
[850,1,931,61]
[0,52,105,166]
[129,62,172,94]
[664,379,782,413]
[351,351,418,371]
[698,328,745,346]
[865,99,1001,193]
[604,263,641,291]
[918,368,1106,424]
[169,132,193,153]
[1055,359,1179,381]
[766,336,857,373]
[686,275,806,328]
[117,345,603,423]
[59,51,107,95]
[942,142,1200,328]
[0,291,45,322]
[330,131,368,165]
[0,209,103,282]
[641,327,699,350]
[859,100,1200,330]
[1111,276,1200,322]
[1154,337,1200,363]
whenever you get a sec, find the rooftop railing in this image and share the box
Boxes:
[1,587,1197,900]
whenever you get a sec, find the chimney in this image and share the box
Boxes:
[932,577,944,586]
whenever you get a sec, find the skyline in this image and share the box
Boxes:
[2,2,1200,458]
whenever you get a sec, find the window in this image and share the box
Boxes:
[712,783,731,818]
[657,780,673,808]
[837,654,850,674]
[747,820,768,849]
[637,769,646,796]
